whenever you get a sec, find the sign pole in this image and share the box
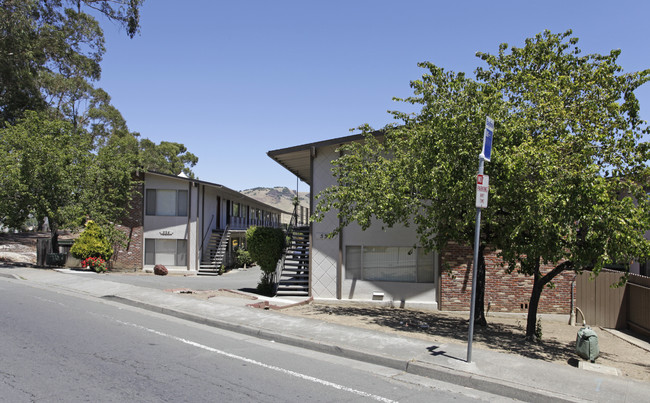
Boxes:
[467,117,494,363]
[467,157,484,363]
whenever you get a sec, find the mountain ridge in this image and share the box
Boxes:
[240,186,309,214]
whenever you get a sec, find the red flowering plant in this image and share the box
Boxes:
[81,257,108,273]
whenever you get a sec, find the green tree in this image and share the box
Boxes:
[0,111,138,252]
[246,226,285,295]
[314,30,650,340]
[139,139,199,178]
[0,0,197,235]
[1,0,144,126]
[0,111,91,245]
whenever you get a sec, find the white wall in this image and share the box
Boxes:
[311,145,438,308]
[311,145,341,299]
[143,174,195,272]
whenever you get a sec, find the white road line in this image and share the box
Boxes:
[117,320,398,403]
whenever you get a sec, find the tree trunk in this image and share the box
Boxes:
[49,222,59,254]
[474,244,487,326]
[525,267,543,341]
[525,260,573,341]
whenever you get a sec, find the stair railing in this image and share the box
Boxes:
[287,201,299,233]
[212,225,230,265]
[200,214,215,260]
[274,208,298,295]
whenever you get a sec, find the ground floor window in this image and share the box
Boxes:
[145,239,187,266]
[345,246,435,283]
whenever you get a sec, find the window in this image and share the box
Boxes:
[146,189,188,216]
[145,239,187,266]
[345,246,435,283]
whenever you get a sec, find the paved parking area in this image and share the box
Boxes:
[58,266,263,292]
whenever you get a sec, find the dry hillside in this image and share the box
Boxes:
[241,187,309,214]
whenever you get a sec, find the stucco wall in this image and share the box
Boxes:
[142,174,195,272]
[341,222,438,306]
[311,144,340,299]
[310,142,571,313]
[312,144,438,307]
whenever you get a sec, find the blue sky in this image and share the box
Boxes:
[95,0,650,191]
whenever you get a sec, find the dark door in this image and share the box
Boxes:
[216,196,221,229]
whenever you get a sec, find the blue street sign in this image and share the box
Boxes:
[482,116,494,162]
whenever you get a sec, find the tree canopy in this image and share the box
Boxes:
[0,0,200,248]
[314,30,650,339]
[1,0,143,125]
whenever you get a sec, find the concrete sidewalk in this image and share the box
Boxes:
[1,266,647,402]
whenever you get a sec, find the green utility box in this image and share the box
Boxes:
[576,325,599,362]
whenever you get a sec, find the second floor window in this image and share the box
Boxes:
[146,189,188,216]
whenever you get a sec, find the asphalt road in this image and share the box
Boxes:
[0,278,514,402]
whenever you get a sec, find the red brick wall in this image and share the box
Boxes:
[440,242,574,314]
[111,180,144,271]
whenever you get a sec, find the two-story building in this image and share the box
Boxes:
[268,133,574,313]
[112,171,286,274]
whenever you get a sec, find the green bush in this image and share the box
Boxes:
[256,275,275,296]
[246,226,285,295]
[70,220,114,261]
[235,249,253,268]
[245,227,285,271]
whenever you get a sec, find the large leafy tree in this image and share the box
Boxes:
[315,30,650,340]
[0,111,91,238]
[138,139,199,178]
[1,0,143,126]
[0,0,199,253]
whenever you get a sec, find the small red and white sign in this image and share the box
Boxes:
[476,174,489,208]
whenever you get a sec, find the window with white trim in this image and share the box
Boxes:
[345,246,435,283]
[144,239,187,266]
[146,189,188,216]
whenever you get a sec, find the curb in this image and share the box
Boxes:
[103,294,579,402]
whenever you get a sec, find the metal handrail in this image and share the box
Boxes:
[212,224,230,265]
[274,202,303,294]
[200,214,215,257]
[287,202,299,233]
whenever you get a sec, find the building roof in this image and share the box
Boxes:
[145,171,288,215]
[267,132,383,185]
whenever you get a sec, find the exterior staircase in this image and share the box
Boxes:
[198,227,230,275]
[276,226,310,296]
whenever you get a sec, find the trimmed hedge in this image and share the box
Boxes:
[245,226,285,272]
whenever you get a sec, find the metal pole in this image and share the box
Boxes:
[467,156,484,363]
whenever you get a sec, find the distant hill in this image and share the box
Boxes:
[241,187,309,215]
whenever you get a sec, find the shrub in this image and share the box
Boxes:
[70,220,113,261]
[246,227,285,271]
[256,275,274,295]
[235,249,253,268]
[246,226,285,295]
[81,257,108,273]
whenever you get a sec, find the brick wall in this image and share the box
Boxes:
[111,180,144,271]
[440,242,573,314]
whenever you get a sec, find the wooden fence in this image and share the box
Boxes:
[576,269,650,337]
